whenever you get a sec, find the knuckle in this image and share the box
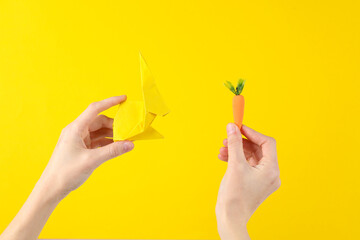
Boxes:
[275,178,281,189]
[88,101,100,110]
[228,135,242,146]
[108,145,121,158]
[67,123,81,134]
[61,124,75,136]
[61,126,69,135]
[267,168,280,181]
[268,136,276,145]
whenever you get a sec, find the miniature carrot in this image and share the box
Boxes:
[224,79,245,129]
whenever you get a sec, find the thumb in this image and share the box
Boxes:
[226,123,246,165]
[93,140,134,164]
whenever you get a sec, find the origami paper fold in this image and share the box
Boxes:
[113,53,169,141]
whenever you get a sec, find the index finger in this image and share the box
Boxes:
[75,95,126,129]
[241,125,277,160]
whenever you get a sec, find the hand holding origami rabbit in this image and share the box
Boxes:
[0,96,134,240]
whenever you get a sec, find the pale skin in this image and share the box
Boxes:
[0,96,135,240]
[0,96,280,240]
[216,123,281,240]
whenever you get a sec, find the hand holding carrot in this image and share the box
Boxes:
[216,123,280,240]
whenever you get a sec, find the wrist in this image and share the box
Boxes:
[217,214,249,240]
[0,167,65,240]
[218,223,249,240]
[36,168,69,205]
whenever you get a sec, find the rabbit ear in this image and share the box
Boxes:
[140,52,170,117]
[112,53,170,141]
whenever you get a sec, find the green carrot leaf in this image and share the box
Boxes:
[225,79,245,95]
[224,81,236,95]
[236,79,245,95]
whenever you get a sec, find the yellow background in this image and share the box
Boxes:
[0,0,359,239]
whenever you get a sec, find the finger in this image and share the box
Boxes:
[92,140,134,164]
[90,138,114,149]
[89,115,113,132]
[90,128,113,141]
[220,147,228,156]
[240,125,268,145]
[219,146,229,162]
[226,123,247,165]
[218,153,228,162]
[75,96,126,129]
[241,125,277,160]
[223,138,228,147]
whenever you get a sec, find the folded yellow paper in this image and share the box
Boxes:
[113,53,170,141]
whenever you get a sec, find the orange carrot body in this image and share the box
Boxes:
[233,95,244,129]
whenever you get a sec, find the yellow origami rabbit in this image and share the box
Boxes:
[113,53,170,141]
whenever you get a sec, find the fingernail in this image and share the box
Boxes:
[226,123,236,135]
[123,141,134,152]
